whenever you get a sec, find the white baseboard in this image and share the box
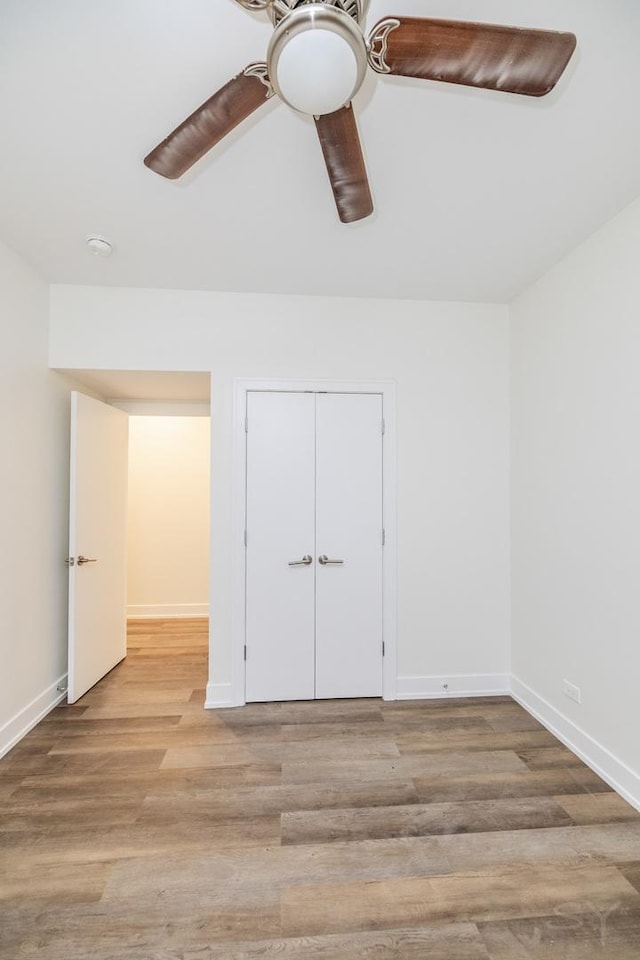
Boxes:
[205,682,236,709]
[0,675,68,760]
[511,675,640,812]
[127,603,209,619]
[396,673,510,700]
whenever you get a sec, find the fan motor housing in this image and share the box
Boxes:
[269,0,369,27]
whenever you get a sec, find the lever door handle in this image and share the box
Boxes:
[288,555,313,567]
[318,555,344,566]
[77,555,98,566]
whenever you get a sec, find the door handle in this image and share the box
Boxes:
[77,555,98,566]
[288,555,313,567]
[318,555,344,566]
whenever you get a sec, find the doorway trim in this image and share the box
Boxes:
[228,378,397,707]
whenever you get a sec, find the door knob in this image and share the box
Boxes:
[288,555,313,567]
[318,555,344,566]
[77,555,98,566]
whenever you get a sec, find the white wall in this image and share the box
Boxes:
[0,241,74,756]
[511,196,640,805]
[50,286,511,700]
[127,415,210,618]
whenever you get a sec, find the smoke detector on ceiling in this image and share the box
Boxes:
[86,235,113,257]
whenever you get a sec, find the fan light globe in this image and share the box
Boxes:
[277,30,358,115]
[267,6,368,116]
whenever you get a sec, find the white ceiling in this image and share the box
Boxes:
[0,0,639,304]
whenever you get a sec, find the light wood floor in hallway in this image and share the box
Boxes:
[2,618,640,959]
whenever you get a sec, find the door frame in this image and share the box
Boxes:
[231,378,397,706]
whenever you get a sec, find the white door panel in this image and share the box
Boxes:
[315,393,383,699]
[68,392,128,703]
[245,392,316,702]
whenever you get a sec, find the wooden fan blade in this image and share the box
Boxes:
[144,64,274,179]
[314,105,373,224]
[369,17,577,97]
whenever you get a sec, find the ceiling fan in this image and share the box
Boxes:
[144,0,576,224]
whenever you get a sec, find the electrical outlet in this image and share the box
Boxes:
[563,680,581,704]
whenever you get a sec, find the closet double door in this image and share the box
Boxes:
[245,391,384,702]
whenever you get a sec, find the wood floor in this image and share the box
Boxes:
[2,619,640,959]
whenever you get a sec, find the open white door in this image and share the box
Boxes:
[67,392,129,703]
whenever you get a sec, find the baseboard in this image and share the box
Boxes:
[511,675,640,812]
[205,682,236,709]
[0,675,68,759]
[396,673,510,700]
[127,603,209,619]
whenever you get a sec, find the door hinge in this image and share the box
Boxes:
[382,528,386,547]
[244,529,248,547]
[381,418,385,436]
[245,415,248,433]
[382,641,386,657]
[244,645,247,661]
